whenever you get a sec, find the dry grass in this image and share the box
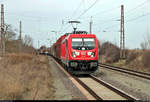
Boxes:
[109,50,150,73]
[101,49,150,73]
[0,53,55,100]
[5,40,36,54]
[142,50,150,68]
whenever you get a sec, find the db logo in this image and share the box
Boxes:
[81,52,86,56]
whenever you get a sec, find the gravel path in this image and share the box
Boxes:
[93,67,150,100]
[48,57,87,100]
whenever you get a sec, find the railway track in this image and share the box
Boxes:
[99,63,150,80]
[75,75,137,100]
[52,57,137,100]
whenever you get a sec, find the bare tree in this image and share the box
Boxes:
[23,35,33,46]
[140,42,148,50]
[146,34,150,48]
[140,34,150,50]
[4,24,16,41]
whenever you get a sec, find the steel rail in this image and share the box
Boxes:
[90,75,138,100]
[99,63,150,80]
[74,77,103,100]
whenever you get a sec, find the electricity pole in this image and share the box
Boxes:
[89,16,93,34]
[1,4,5,57]
[51,31,57,41]
[19,21,22,53]
[38,40,40,49]
[38,40,40,55]
[120,5,126,59]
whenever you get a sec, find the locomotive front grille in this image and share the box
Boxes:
[69,60,98,71]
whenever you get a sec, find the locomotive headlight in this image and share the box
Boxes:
[72,51,80,58]
[73,55,76,58]
[91,52,95,57]
[75,52,80,56]
[88,52,92,56]
[91,55,94,57]
[88,52,95,57]
[72,52,76,58]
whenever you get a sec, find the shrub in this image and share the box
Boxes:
[142,50,150,68]
[126,51,138,64]
[100,42,120,63]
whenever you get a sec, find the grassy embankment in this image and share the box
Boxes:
[0,53,55,100]
[101,50,150,73]
[112,50,150,73]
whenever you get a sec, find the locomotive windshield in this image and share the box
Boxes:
[72,38,95,50]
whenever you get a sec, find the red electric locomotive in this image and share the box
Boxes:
[50,31,99,74]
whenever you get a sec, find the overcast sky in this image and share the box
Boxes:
[1,0,150,49]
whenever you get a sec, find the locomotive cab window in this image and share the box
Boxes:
[72,38,95,50]
[83,38,95,50]
[72,38,82,45]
